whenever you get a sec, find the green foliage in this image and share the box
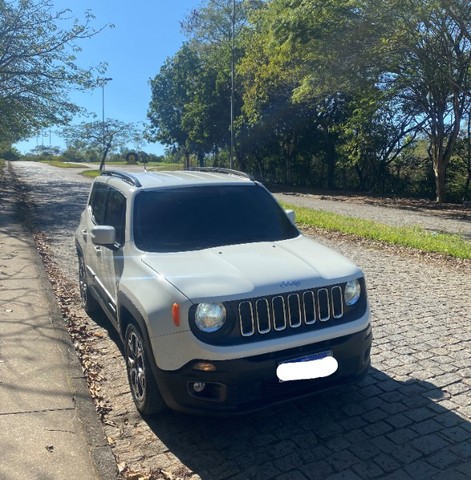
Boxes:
[147,1,263,167]
[0,0,110,144]
[146,0,471,203]
[0,146,21,160]
[81,169,101,178]
[61,119,143,169]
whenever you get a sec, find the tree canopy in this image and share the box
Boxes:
[0,0,109,145]
[147,0,471,202]
[61,119,143,170]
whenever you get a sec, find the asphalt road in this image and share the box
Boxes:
[9,161,471,480]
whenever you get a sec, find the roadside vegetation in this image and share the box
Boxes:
[283,202,471,260]
[79,161,182,178]
[2,155,469,259]
[145,0,471,205]
[40,160,84,168]
[2,1,471,205]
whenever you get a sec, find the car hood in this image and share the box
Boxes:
[141,235,362,302]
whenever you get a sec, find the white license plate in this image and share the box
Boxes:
[276,351,338,382]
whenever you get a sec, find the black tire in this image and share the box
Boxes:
[124,322,167,415]
[78,254,100,314]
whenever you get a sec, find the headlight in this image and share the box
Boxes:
[344,279,361,306]
[195,303,226,332]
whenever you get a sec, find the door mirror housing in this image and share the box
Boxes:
[91,225,116,246]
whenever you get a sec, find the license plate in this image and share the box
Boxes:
[276,351,338,382]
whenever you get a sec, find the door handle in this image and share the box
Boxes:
[82,229,88,240]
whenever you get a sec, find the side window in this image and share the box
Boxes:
[104,188,126,245]
[89,182,108,225]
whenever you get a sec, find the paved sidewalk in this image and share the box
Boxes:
[0,178,117,479]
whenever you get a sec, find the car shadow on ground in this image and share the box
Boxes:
[143,369,471,479]
[82,307,471,478]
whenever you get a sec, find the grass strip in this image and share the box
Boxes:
[81,169,101,178]
[282,202,471,260]
[79,163,183,178]
[40,160,85,168]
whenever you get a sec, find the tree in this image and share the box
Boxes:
[148,0,263,168]
[387,0,471,202]
[61,120,143,170]
[238,1,352,187]
[256,0,471,202]
[266,0,471,201]
[0,0,109,144]
[147,44,202,167]
[181,0,263,49]
[453,112,471,201]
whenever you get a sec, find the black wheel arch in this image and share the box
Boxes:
[75,240,84,257]
[118,292,161,378]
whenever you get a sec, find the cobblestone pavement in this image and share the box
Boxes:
[8,161,471,480]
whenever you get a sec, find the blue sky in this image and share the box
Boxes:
[15,0,200,155]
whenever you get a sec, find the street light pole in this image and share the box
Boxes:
[99,77,112,171]
[230,0,235,170]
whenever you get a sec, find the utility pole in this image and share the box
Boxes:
[230,0,235,170]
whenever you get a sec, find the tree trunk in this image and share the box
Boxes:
[463,172,471,202]
[433,159,447,203]
[99,145,110,171]
[197,152,205,167]
[184,151,190,170]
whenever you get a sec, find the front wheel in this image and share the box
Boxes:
[125,322,167,415]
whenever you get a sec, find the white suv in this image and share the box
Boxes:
[75,168,372,415]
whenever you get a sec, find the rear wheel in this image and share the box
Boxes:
[78,254,100,314]
[125,322,166,415]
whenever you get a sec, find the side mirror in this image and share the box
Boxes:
[91,225,116,246]
[285,209,296,225]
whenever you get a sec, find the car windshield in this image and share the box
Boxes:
[133,184,299,252]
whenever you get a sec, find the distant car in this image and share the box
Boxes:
[75,168,372,415]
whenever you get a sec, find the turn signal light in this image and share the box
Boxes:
[172,303,180,327]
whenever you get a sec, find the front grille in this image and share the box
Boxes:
[189,279,367,346]
[238,285,344,337]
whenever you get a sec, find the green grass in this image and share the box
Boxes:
[39,160,85,168]
[81,169,101,178]
[79,162,183,178]
[282,202,471,260]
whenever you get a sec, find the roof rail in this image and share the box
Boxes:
[100,170,142,188]
[187,167,252,180]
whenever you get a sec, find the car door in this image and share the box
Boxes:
[96,186,126,321]
[80,181,109,294]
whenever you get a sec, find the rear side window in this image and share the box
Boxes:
[104,188,126,245]
[88,182,126,245]
[89,182,108,225]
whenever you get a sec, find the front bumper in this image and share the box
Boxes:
[153,324,372,415]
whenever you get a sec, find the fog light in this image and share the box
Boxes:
[192,382,206,393]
